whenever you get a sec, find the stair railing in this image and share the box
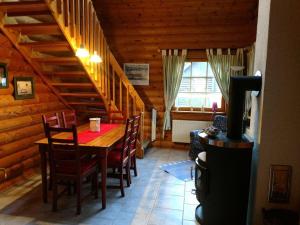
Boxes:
[45,0,145,157]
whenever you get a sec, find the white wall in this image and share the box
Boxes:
[250,0,300,224]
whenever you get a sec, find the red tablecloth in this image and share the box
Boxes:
[70,124,120,144]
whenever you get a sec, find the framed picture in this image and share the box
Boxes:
[123,63,149,85]
[268,165,292,203]
[14,77,35,100]
[0,63,8,89]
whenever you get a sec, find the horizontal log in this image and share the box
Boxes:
[0,101,64,120]
[0,92,63,109]
[0,123,43,145]
[0,109,64,132]
[0,145,38,169]
[109,39,255,51]
[0,133,44,159]
[0,155,39,183]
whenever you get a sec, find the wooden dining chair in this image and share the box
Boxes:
[107,118,133,197]
[42,113,62,190]
[62,110,77,128]
[42,113,61,131]
[45,124,98,215]
[129,114,141,179]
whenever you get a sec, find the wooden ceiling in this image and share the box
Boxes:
[92,0,258,142]
[93,0,258,59]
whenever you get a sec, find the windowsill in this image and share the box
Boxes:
[171,110,226,121]
[172,110,226,115]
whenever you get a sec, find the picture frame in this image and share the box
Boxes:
[268,165,292,203]
[0,63,8,89]
[14,77,35,100]
[123,63,149,85]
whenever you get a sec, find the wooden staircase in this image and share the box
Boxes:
[0,0,145,157]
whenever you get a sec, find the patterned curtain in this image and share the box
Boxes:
[206,48,244,103]
[162,49,187,137]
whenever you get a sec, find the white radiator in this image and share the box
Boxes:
[151,108,157,141]
[172,120,212,143]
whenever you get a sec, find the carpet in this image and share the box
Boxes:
[160,160,195,181]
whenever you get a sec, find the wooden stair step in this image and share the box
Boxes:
[0,1,49,16]
[20,41,71,52]
[32,57,79,65]
[68,102,105,106]
[60,92,100,98]
[51,83,93,88]
[47,71,87,76]
[4,23,61,35]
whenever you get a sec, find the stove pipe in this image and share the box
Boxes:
[227,76,262,139]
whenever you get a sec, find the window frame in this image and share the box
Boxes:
[174,60,225,113]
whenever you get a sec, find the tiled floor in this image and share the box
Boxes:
[0,148,200,225]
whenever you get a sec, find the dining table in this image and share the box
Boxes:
[35,123,125,209]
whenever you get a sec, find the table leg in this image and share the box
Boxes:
[100,155,107,209]
[39,145,47,203]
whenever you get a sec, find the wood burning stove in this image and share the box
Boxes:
[194,75,262,225]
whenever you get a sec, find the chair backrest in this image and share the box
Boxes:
[213,115,227,132]
[62,111,77,128]
[45,123,82,176]
[130,114,141,153]
[42,113,61,128]
[120,118,134,163]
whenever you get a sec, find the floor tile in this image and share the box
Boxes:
[155,195,184,210]
[148,208,183,225]
[0,148,189,225]
[183,204,198,221]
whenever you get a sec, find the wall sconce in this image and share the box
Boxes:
[75,44,89,58]
[90,51,102,63]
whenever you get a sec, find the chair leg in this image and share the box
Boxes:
[94,172,98,199]
[76,178,82,215]
[126,164,130,187]
[119,167,125,197]
[52,178,57,212]
[133,155,138,177]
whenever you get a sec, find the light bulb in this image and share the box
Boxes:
[90,51,102,63]
[75,44,89,58]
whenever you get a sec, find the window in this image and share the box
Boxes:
[175,62,222,108]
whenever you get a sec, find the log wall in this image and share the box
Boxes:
[0,33,67,187]
[95,0,258,147]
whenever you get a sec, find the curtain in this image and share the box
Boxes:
[244,44,256,118]
[162,49,187,137]
[206,48,244,103]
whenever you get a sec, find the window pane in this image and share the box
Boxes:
[183,62,191,77]
[191,78,206,92]
[207,64,214,77]
[205,93,222,108]
[179,78,191,92]
[190,93,206,107]
[175,93,192,107]
[192,62,207,77]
